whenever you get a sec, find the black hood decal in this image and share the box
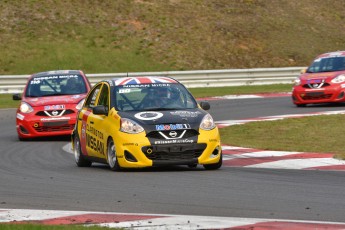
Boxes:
[118,109,208,145]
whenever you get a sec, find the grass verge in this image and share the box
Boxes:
[220,114,345,159]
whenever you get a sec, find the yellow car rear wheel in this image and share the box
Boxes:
[74,135,92,167]
[107,138,121,171]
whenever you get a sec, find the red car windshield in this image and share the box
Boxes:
[25,74,87,97]
[307,56,345,73]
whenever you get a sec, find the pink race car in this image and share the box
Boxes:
[292,51,345,107]
[13,70,91,140]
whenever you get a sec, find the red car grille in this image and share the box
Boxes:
[302,83,330,89]
[301,93,332,100]
[35,109,75,117]
[33,124,74,132]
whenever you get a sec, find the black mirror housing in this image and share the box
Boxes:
[92,105,108,115]
[199,101,210,110]
[13,93,22,100]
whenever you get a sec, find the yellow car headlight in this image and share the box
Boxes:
[200,114,216,130]
[120,118,144,134]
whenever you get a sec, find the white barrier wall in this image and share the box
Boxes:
[0,67,304,94]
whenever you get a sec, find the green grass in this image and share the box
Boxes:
[220,114,345,159]
[1,1,345,74]
[0,94,20,109]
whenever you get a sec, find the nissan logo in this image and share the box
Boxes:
[169,131,177,138]
[52,110,59,116]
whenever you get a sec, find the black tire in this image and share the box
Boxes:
[74,135,92,167]
[203,154,222,170]
[188,163,198,168]
[18,136,28,141]
[107,138,121,171]
[296,104,307,107]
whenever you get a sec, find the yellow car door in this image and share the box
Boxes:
[84,83,110,159]
[79,83,102,157]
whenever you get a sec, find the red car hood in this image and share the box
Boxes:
[300,71,345,82]
[23,94,85,107]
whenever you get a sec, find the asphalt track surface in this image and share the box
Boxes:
[1,95,345,225]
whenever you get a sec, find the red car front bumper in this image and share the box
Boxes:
[16,109,78,139]
[292,85,345,105]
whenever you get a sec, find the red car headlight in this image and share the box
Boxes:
[294,77,301,86]
[331,74,345,83]
[76,99,85,110]
[19,102,34,113]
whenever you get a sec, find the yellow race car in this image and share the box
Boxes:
[71,76,222,171]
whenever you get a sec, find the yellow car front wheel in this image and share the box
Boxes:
[203,154,222,170]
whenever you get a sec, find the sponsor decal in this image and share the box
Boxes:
[134,111,163,120]
[209,139,218,142]
[86,124,104,155]
[170,111,201,117]
[33,74,78,81]
[123,143,135,146]
[81,123,86,139]
[86,134,104,155]
[154,139,194,145]
[119,88,131,93]
[307,79,322,84]
[86,124,104,139]
[16,113,24,120]
[44,105,65,110]
[341,84,345,88]
[71,95,81,99]
[155,123,191,131]
[40,117,70,121]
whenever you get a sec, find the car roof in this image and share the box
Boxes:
[316,51,345,59]
[105,76,179,87]
[31,70,84,78]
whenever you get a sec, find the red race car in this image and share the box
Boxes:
[13,70,92,140]
[292,51,345,107]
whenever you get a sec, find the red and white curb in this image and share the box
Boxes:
[216,109,345,171]
[222,146,345,170]
[2,209,345,229]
